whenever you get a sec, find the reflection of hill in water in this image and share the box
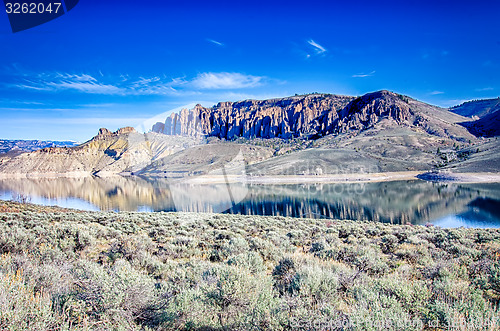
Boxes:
[0,177,499,225]
[227,181,500,225]
[0,176,173,211]
[0,176,248,213]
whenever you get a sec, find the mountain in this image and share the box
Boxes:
[145,90,484,176]
[0,91,498,178]
[152,90,474,142]
[0,127,202,178]
[450,98,500,119]
[0,139,79,154]
[152,93,354,139]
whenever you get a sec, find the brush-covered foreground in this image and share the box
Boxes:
[0,200,499,330]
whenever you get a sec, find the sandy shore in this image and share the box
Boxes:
[181,171,421,184]
[181,171,500,184]
[1,171,499,184]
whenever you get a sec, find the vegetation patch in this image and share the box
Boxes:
[0,200,499,330]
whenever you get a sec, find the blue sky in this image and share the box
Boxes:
[1,0,499,141]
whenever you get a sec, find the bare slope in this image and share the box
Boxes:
[0,128,202,177]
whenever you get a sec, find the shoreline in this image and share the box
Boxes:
[0,171,499,184]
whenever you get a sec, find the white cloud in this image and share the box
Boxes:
[475,87,494,92]
[9,72,182,96]
[47,80,123,94]
[191,72,264,89]
[307,39,327,55]
[6,69,270,96]
[207,38,224,46]
[352,71,376,78]
[429,91,444,95]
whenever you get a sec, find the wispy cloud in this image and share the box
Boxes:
[307,39,327,55]
[352,71,376,78]
[191,72,264,89]
[4,69,270,96]
[206,38,224,47]
[475,87,494,92]
[7,72,181,96]
[429,91,444,95]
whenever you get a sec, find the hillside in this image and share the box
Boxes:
[448,98,500,138]
[460,111,500,137]
[0,127,202,178]
[449,98,500,118]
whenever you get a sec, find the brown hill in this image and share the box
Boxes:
[0,128,201,177]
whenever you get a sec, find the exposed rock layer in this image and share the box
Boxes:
[152,91,473,141]
[153,94,354,139]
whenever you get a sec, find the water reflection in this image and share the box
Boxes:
[0,176,499,227]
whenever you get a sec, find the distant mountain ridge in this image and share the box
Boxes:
[0,139,79,154]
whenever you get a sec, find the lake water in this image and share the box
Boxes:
[0,176,499,228]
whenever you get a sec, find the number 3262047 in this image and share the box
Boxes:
[5,2,62,14]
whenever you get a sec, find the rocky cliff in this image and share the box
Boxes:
[152,94,354,139]
[152,91,474,141]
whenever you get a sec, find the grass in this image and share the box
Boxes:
[0,199,499,330]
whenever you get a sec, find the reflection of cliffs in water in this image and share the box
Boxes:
[0,177,499,225]
[0,177,174,211]
[0,177,248,212]
[226,181,500,225]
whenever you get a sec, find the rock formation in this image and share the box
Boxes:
[152,90,474,141]
[152,94,354,139]
[0,128,199,177]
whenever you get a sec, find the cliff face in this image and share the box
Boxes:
[152,90,476,142]
[333,91,414,133]
[153,94,354,139]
